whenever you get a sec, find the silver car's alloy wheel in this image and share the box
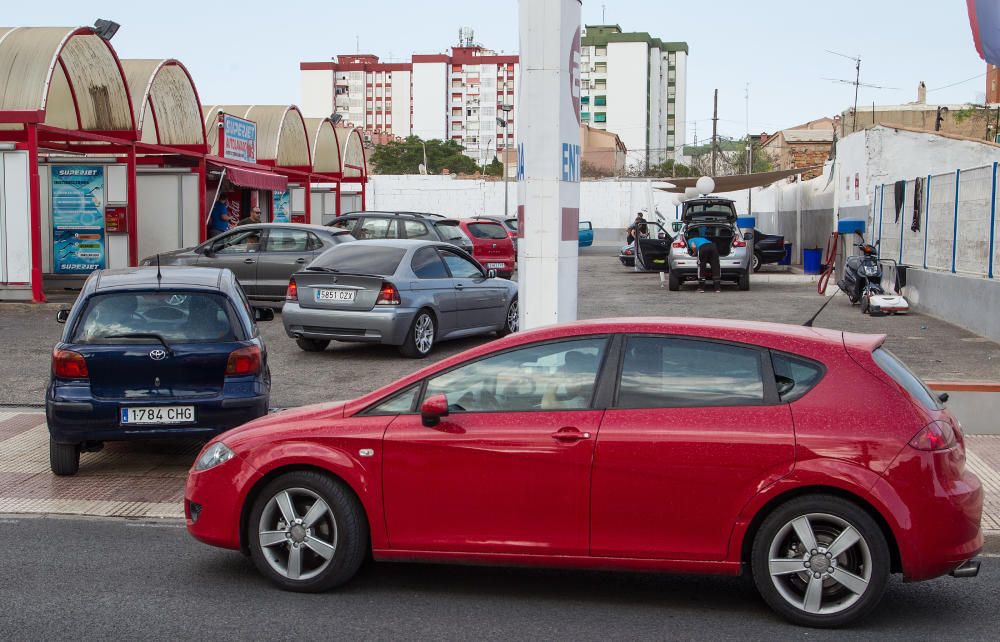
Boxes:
[258,488,338,581]
[506,299,519,333]
[414,314,434,354]
[767,513,873,616]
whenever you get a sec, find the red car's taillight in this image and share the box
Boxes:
[286,278,298,302]
[908,420,957,451]
[52,349,89,379]
[376,282,401,305]
[226,345,261,376]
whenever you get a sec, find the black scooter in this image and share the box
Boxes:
[837,233,909,315]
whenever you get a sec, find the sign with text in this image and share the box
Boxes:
[223,114,257,164]
[51,165,106,274]
[272,190,290,223]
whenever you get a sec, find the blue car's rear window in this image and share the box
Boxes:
[72,292,242,344]
[310,245,407,275]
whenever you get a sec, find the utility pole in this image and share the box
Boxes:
[852,57,861,133]
[745,83,752,215]
[711,89,719,176]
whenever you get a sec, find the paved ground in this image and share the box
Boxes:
[0,515,997,641]
[3,247,998,409]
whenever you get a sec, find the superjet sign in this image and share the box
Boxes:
[223,114,257,164]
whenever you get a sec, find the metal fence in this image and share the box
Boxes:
[872,162,999,278]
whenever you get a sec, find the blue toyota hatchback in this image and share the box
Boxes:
[47,266,273,475]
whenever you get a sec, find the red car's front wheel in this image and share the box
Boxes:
[248,471,369,592]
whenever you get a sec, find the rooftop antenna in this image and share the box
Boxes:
[602,4,606,22]
[155,253,162,284]
[356,35,360,54]
[825,50,874,133]
[803,290,839,327]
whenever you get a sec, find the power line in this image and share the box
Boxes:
[927,72,987,93]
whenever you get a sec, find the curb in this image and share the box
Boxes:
[984,532,1000,555]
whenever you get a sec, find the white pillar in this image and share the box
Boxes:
[517,0,582,330]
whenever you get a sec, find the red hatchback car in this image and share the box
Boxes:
[185,318,982,628]
[458,218,516,279]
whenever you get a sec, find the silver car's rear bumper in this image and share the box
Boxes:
[282,302,417,346]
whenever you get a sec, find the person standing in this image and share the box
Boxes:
[238,206,262,226]
[626,212,647,244]
[688,236,721,293]
[207,202,233,238]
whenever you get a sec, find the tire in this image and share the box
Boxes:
[752,252,762,273]
[296,338,330,352]
[751,495,890,628]
[738,270,751,291]
[399,310,435,358]
[248,470,369,593]
[49,439,80,476]
[668,270,681,291]
[496,297,519,337]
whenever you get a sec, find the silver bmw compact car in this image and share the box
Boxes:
[282,240,519,357]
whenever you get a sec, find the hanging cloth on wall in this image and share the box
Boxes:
[894,180,906,223]
[912,177,924,232]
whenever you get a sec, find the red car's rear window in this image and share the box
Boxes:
[467,223,508,240]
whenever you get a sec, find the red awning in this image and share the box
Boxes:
[208,160,287,191]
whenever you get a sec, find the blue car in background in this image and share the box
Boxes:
[578,220,594,247]
[46,267,273,475]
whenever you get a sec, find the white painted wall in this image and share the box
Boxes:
[411,62,447,140]
[0,151,30,286]
[135,171,200,261]
[607,41,650,161]
[391,70,412,138]
[300,69,334,119]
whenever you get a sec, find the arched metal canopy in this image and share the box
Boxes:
[304,117,342,176]
[204,104,311,168]
[122,59,205,147]
[337,126,367,179]
[0,26,135,132]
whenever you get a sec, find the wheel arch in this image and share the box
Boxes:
[739,485,902,575]
[238,463,373,555]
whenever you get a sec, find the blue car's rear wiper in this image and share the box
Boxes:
[104,333,173,353]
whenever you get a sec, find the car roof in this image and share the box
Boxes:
[89,266,229,293]
[234,223,337,234]
[684,197,736,206]
[342,210,445,219]
[332,239,454,251]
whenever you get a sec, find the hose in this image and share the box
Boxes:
[817,232,839,295]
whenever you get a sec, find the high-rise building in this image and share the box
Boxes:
[300,34,518,168]
[300,25,687,169]
[579,25,688,167]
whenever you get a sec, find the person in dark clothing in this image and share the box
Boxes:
[626,213,647,244]
[688,237,721,292]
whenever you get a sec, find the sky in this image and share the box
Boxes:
[3,0,989,142]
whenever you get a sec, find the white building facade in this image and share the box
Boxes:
[579,25,688,167]
[301,47,519,167]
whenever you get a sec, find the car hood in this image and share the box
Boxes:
[220,400,349,450]
[144,247,198,264]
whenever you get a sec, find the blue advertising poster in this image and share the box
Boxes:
[272,190,290,223]
[51,165,106,274]
[223,114,257,163]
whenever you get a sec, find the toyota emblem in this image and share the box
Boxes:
[149,349,167,361]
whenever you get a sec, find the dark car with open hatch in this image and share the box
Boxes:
[46,266,274,476]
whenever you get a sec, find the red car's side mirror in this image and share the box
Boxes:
[421,394,450,427]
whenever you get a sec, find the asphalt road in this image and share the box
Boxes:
[2,247,998,409]
[0,515,995,641]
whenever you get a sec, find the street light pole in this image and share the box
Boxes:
[499,104,514,218]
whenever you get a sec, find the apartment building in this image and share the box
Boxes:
[301,45,518,167]
[580,25,688,166]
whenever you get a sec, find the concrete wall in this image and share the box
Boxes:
[904,268,1000,343]
[390,70,412,138]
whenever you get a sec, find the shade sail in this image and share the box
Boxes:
[209,160,287,191]
[656,166,822,193]
[968,0,1000,65]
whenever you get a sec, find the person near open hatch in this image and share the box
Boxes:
[688,236,721,293]
[238,206,262,226]
[207,201,234,238]
[626,212,648,244]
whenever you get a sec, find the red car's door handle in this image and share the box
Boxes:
[551,428,591,442]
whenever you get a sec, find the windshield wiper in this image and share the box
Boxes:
[104,333,173,353]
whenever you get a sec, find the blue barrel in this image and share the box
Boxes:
[779,243,793,266]
[803,248,823,274]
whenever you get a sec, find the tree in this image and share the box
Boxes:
[624,158,692,178]
[484,156,504,178]
[368,136,479,175]
[581,160,615,178]
[729,137,774,175]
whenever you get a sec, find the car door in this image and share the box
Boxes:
[197,228,263,296]
[590,335,795,561]
[255,228,321,299]
[401,219,435,241]
[355,216,401,240]
[438,248,505,331]
[381,336,610,555]
[408,246,457,336]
